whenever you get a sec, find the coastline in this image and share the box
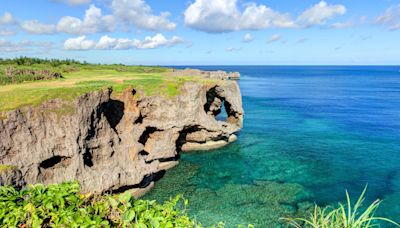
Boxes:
[0,66,244,195]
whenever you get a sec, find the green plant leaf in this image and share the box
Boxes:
[118,192,132,204]
[122,209,135,223]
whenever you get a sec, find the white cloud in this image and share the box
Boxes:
[0,39,54,52]
[21,20,55,34]
[0,39,28,52]
[240,3,295,29]
[55,0,91,5]
[297,1,346,27]
[0,29,16,36]
[57,1,175,34]
[168,36,185,47]
[389,24,400,31]
[64,36,96,50]
[64,34,184,50]
[132,34,183,49]
[95,35,117,49]
[111,0,176,31]
[329,16,366,29]
[0,12,16,25]
[184,0,295,33]
[133,34,169,49]
[267,34,282,43]
[0,13,18,35]
[57,5,115,34]
[330,20,353,29]
[225,47,241,52]
[242,33,253,42]
[375,4,400,31]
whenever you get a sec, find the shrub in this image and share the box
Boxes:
[0,181,199,227]
[283,186,400,228]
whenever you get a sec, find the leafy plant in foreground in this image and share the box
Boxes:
[0,181,198,227]
[283,186,400,228]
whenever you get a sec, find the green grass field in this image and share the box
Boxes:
[0,59,217,116]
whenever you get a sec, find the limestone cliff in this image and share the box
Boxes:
[0,71,243,194]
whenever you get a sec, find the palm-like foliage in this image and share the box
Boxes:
[284,186,400,228]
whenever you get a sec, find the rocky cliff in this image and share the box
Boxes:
[0,70,243,195]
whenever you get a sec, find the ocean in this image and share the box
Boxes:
[145,66,400,227]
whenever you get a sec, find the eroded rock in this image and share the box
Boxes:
[0,72,244,193]
[0,165,25,188]
[169,68,240,80]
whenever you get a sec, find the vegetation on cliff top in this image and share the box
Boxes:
[0,57,216,114]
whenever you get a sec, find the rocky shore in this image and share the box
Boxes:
[0,69,243,195]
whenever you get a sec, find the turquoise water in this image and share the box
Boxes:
[145,66,400,227]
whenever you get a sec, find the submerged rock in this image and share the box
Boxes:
[0,72,244,194]
[144,161,314,227]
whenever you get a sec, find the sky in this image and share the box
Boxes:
[0,0,400,65]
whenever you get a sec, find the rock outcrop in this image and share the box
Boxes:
[169,68,240,80]
[0,72,243,194]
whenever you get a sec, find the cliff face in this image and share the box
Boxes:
[0,74,243,194]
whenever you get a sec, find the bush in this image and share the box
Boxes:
[0,181,199,227]
[283,186,400,228]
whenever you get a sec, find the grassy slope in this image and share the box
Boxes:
[0,64,216,115]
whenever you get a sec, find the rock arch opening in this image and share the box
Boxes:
[204,87,230,122]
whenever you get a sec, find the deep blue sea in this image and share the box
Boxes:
[146,66,400,227]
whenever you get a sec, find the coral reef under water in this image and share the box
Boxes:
[144,161,314,227]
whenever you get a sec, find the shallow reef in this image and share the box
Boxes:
[144,161,314,227]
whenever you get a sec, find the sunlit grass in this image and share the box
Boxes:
[0,64,218,113]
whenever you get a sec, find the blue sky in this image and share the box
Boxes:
[0,0,399,65]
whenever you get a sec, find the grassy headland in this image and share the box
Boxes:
[0,57,215,114]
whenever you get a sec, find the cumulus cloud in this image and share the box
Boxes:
[134,34,183,49]
[184,0,295,33]
[64,34,184,50]
[184,0,348,32]
[242,33,253,42]
[375,4,400,31]
[111,0,176,31]
[267,34,282,43]
[56,1,176,34]
[64,36,96,50]
[57,5,115,34]
[297,1,346,27]
[0,12,16,25]
[21,20,55,34]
